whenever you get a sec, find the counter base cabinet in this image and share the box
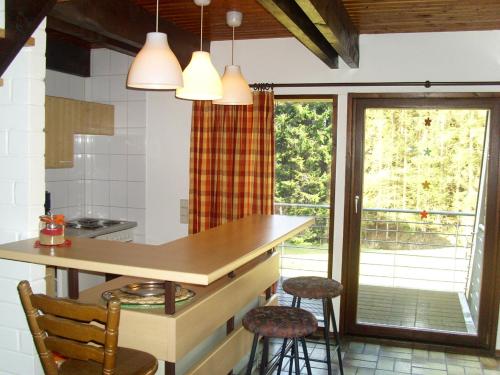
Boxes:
[78,252,279,374]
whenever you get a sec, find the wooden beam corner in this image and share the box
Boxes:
[257,0,338,68]
[0,29,36,46]
[296,0,359,68]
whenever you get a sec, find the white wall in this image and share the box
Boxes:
[146,30,500,349]
[146,92,191,244]
[0,17,47,374]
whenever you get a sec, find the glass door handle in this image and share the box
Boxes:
[355,195,360,214]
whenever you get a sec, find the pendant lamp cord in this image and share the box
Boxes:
[231,26,234,65]
[155,0,159,32]
[200,5,204,51]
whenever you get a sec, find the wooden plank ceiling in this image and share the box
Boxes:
[131,0,291,41]
[133,0,500,39]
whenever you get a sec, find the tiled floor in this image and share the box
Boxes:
[242,339,500,375]
[357,285,471,333]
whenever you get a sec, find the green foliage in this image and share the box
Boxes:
[275,101,333,243]
[363,108,487,213]
[362,108,486,250]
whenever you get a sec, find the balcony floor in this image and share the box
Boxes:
[278,280,472,334]
[358,285,471,333]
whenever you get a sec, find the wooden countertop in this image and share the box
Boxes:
[0,215,313,285]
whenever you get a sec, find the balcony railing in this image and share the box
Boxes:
[275,203,475,292]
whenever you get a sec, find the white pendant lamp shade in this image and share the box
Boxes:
[175,51,223,100]
[127,32,183,90]
[213,65,252,105]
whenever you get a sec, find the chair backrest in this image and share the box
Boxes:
[18,280,121,375]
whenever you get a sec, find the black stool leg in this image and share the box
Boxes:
[292,338,301,375]
[286,296,298,375]
[301,337,313,375]
[288,342,294,375]
[246,334,259,375]
[323,298,333,375]
[276,338,288,375]
[260,336,269,375]
[329,298,344,375]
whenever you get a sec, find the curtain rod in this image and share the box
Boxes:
[250,80,500,90]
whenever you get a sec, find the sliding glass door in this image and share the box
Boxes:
[342,95,500,349]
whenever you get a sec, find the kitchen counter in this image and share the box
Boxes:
[0,214,312,285]
[0,214,314,374]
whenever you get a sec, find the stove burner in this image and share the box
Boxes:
[65,218,125,231]
[102,220,122,227]
[80,223,102,229]
[78,218,99,226]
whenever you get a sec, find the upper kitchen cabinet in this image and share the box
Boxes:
[45,96,115,168]
[76,101,114,136]
[45,96,76,169]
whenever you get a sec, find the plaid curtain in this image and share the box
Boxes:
[189,91,275,234]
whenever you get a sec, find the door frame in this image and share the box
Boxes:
[340,93,500,352]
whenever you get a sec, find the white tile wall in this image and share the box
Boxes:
[0,15,47,374]
[45,49,147,242]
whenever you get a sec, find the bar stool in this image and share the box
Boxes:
[282,276,344,375]
[243,306,317,375]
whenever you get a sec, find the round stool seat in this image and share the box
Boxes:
[243,306,317,338]
[283,276,343,299]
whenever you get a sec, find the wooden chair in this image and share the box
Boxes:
[18,280,158,375]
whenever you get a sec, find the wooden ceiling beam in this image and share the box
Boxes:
[48,0,204,68]
[47,17,139,57]
[257,0,338,68]
[296,0,359,68]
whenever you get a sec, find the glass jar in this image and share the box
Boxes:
[39,215,65,246]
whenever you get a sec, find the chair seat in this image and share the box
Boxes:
[282,276,343,299]
[59,347,158,375]
[243,306,317,338]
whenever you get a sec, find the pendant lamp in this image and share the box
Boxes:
[214,11,252,105]
[176,0,223,100]
[127,0,183,89]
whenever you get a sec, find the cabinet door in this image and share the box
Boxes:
[45,96,74,169]
[84,102,114,135]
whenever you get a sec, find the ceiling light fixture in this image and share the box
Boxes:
[214,11,252,105]
[176,0,223,100]
[127,0,183,90]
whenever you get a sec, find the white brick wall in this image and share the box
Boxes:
[0,12,47,375]
[45,49,147,243]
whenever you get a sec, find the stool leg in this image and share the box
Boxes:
[322,298,333,375]
[301,337,313,375]
[259,336,269,375]
[288,341,294,375]
[329,298,344,375]
[246,334,259,375]
[276,338,288,375]
[292,338,301,375]
[288,296,298,375]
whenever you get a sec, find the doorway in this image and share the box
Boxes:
[342,94,500,350]
[274,95,337,319]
